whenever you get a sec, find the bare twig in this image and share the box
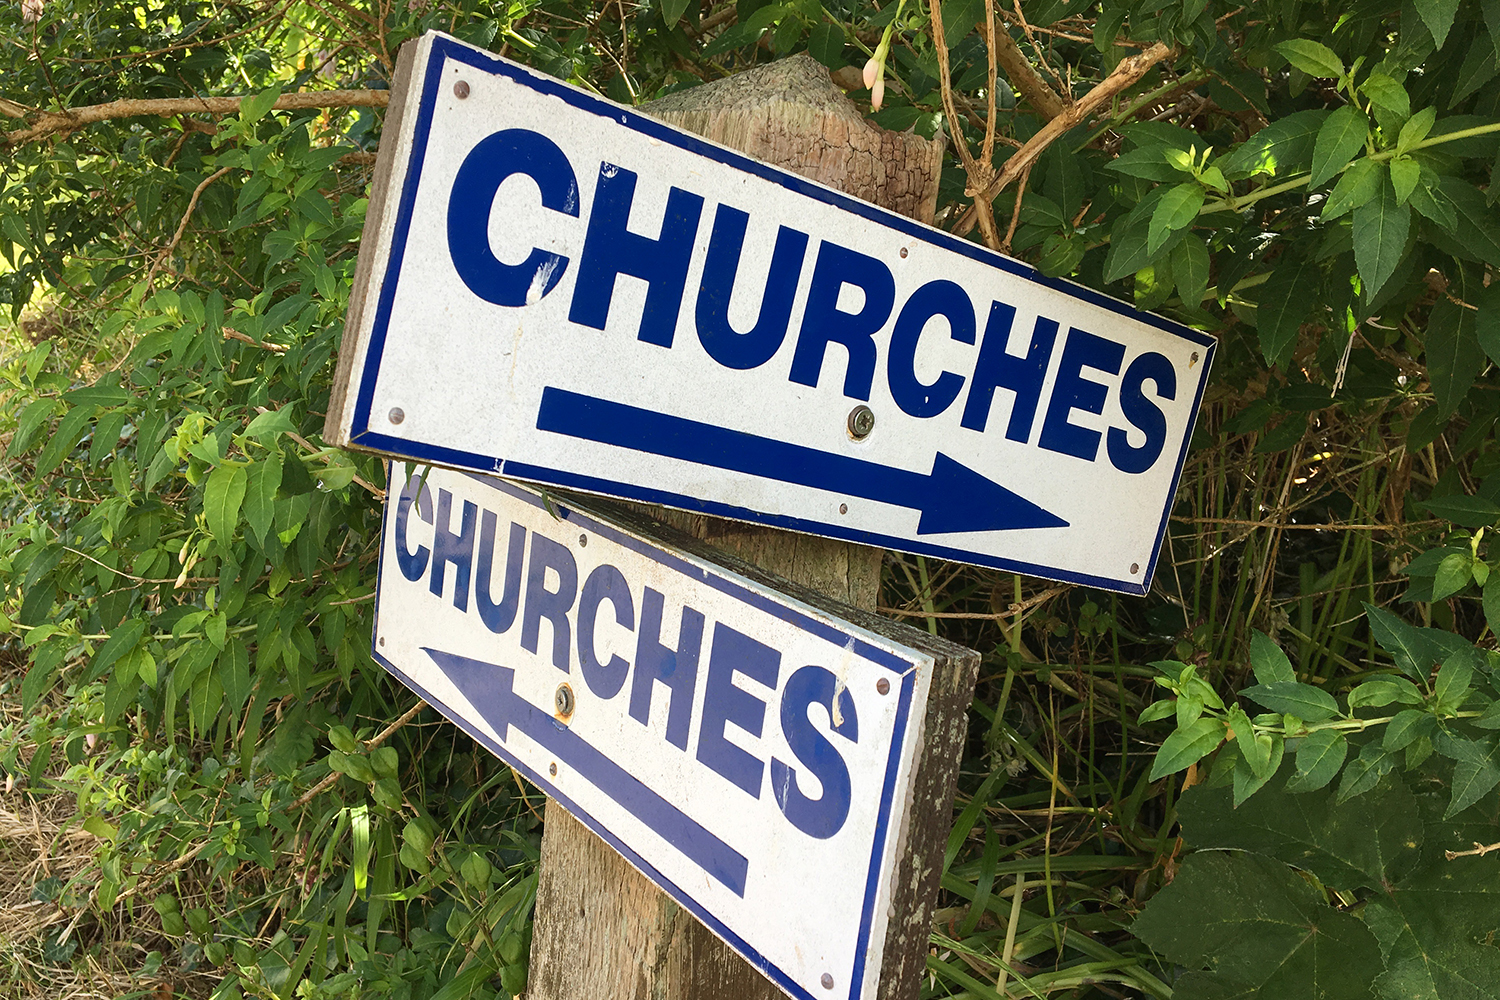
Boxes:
[146,165,232,288]
[291,700,427,809]
[2,89,390,146]
[932,0,1000,248]
[1447,841,1500,860]
[963,42,1174,209]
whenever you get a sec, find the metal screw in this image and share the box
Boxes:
[877,678,890,695]
[1130,562,1140,574]
[839,503,848,515]
[847,405,875,440]
[579,533,588,547]
[1190,351,1199,364]
[379,637,385,647]
[454,80,470,99]
[555,683,575,718]
[549,762,557,776]
[821,974,835,989]
[899,247,909,258]
[388,407,405,425]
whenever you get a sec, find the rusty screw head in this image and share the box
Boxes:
[877,678,890,695]
[549,762,557,776]
[388,407,405,425]
[454,80,470,99]
[899,247,909,258]
[554,683,575,719]
[847,405,875,440]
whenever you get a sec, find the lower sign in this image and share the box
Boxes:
[374,463,972,1000]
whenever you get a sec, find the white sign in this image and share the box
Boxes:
[375,462,937,1000]
[332,31,1216,595]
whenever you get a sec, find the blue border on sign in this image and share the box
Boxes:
[372,463,919,1000]
[349,32,1218,597]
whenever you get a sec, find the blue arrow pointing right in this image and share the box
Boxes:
[534,387,1068,534]
[422,647,750,896]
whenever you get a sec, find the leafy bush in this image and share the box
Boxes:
[6,0,1500,998]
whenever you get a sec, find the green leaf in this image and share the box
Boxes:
[1410,171,1459,233]
[1322,157,1382,220]
[660,0,692,27]
[1132,852,1382,998]
[7,398,61,457]
[244,451,284,548]
[1104,146,1185,182]
[1233,733,1284,805]
[1426,296,1484,416]
[1182,766,1420,888]
[1275,39,1346,79]
[1445,738,1500,817]
[1485,576,1500,633]
[1241,681,1340,721]
[241,86,282,123]
[220,640,252,714]
[1356,175,1410,299]
[90,618,146,680]
[1367,894,1500,1000]
[1419,493,1500,526]
[1257,252,1320,365]
[806,22,844,67]
[1220,109,1328,179]
[1148,182,1205,255]
[1443,177,1500,268]
[1347,677,1424,709]
[1285,729,1349,793]
[204,464,248,543]
[1384,709,1438,751]
[244,407,297,440]
[1149,716,1227,780]
[1432,551,1473,600]
[1139,698,1177,723]
[1312,103,1369,188]
[1338,740,1397,802]
[1365,603,1446,679]
[1390,157,1421,204]
[1251,629,1296,683]
[1414,0,1461,50]
[1453,33,1499,105]
[1434,650,1474,709]
[33,404,97,479]
[1477,282,1500,365]
[1398,107,1438,154]
[1361,71,1411,117]
[1169,233,1210,306]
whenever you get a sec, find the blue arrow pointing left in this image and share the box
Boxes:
[422,647,750,896]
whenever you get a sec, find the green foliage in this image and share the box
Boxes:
[6,0,1500,998]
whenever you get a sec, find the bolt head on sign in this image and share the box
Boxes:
[329,31,1216,594]
[375,462,970,1000]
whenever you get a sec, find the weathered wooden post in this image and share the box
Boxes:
[524,56,969,1000]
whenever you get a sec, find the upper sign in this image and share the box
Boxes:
[376,462,949,1000]
[330,31,1216,595]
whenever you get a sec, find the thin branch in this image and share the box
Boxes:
[2,89,390,146]
[290,699,427,809]
[932,0,1001,248]
[146,165,232,288]
[966,42,1174,208]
